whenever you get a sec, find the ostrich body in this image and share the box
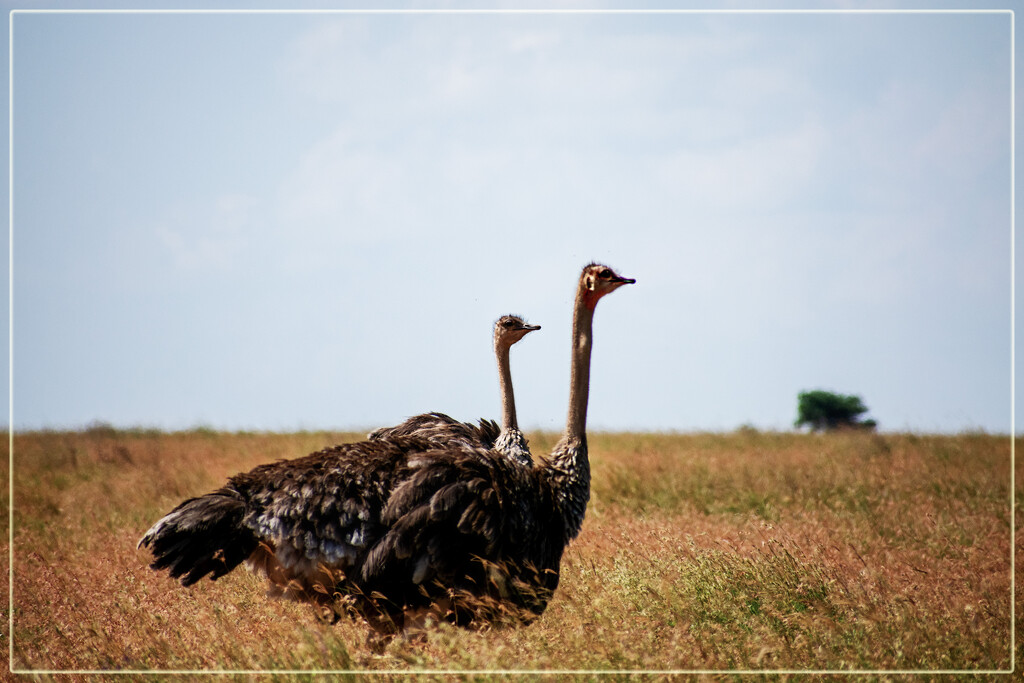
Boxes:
[367,315,540,466]
[138,264,633,633]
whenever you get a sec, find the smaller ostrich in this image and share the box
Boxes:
[367,314,540,466]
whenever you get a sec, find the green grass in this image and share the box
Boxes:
[3,429,1015,677]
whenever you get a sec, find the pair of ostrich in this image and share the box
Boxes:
[139,263,635,638]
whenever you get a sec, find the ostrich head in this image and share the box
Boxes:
[580,263,636,308]
[494,315,541,350]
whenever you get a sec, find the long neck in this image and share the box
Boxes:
[496,341,518,432]
[546,284,597,543]
[565,290,596,439]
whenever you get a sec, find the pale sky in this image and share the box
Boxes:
[5,3,1017,434]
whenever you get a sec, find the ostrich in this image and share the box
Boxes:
[138,263,634,635]
[367,314,541,466]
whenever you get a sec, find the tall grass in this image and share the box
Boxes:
[4,429,1014,676]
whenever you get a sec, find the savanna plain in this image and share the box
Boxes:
[3,428,1016,680]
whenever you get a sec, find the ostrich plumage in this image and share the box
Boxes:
[138,264,634,633]
[367,315,539,467]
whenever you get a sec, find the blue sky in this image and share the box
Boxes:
[5,3,1017,433]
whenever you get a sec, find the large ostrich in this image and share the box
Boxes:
[138,263,634,635]
[367,314,540,466]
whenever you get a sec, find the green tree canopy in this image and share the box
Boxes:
[795,390,876,432]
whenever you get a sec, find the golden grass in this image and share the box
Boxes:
[3,428,1015,678]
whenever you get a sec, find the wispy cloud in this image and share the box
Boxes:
[156,194,258,271]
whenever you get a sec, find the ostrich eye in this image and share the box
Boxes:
[599,268,612,278]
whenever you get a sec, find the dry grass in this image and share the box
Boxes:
[3,428,1015,679]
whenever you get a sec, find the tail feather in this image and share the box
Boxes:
[138,489,259,587]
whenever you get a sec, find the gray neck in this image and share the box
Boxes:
[565,293,595,439]
[547,284,596,542]
[496,341,518,432]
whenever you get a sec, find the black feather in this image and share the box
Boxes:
[139,490,258,587]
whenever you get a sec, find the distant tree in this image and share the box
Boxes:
[795,390,876,432]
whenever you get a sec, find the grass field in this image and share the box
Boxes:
[3,428,1016,678]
